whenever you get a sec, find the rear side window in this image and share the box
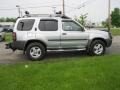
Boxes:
[17,19,35,31]
[39,19,58,31]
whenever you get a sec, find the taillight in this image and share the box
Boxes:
[12,32,16,41]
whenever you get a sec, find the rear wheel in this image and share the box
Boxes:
[26,42,46,61]
[88,40,106,56]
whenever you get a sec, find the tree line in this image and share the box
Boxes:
[0,17,16,22]
[102,8,120,28]
[75,8,120,28]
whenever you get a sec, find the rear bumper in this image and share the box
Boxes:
[6,41,26,51]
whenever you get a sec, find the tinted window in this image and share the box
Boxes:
[39,19,58,31]
[62,21,83,31]
[17,19,35,31]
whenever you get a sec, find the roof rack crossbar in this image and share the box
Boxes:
[23,14,71,19]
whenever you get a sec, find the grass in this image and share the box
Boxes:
[111,28,120,36]
[0,55,120,90]
[4,33,13,42]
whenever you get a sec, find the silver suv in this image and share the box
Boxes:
[6,15,112,60]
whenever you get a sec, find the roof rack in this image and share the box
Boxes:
[23,14,71,19]
[25,14,53,17]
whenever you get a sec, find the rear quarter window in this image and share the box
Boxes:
[17,19,35,31]
[39,19,58,31]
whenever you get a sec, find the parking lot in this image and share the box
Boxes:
[0,36,120,64]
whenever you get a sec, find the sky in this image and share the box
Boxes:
[0,0,120,23]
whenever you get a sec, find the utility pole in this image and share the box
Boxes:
[108,0,111,32]
[62,0,65,15]
[16,5,21,17]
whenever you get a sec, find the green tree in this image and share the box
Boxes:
[0,17,6,22]
[75,14,87,25]
[102,18,109,28]
[6,17,11,22]
[111,8,120,27]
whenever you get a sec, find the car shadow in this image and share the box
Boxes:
[45,51,88,59]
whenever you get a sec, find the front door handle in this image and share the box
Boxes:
[62,33,67,35]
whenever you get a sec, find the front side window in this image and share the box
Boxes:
[39,19,58,31]
[17,19,35,31]
[62,20,83,31]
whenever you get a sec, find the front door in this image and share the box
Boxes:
[61,20,89,49]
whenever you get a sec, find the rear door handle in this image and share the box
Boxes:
[62,33,67,35]
[35,28,37,31]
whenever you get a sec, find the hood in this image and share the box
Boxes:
[84,28,111,39]
[85,29,109,34]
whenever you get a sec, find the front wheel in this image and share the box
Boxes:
[88,40,106,56]
[26,42,46,61]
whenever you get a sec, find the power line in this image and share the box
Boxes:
[0,8,16,11]
[66,1,87,13]
[22,5,61,9]
[20,1,59,7]
[0,5,62,11]
[67,0,97,13]
[0,0,96,11]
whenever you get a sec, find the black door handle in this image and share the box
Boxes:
[35,28,37,31]
[62,33,67,35]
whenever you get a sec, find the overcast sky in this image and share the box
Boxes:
[0,0,120,22]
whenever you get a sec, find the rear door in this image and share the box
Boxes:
[61,20,89,49]
[36,19,61,49]
[15,19,36,41]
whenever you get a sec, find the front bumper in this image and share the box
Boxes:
[106,39,112,47]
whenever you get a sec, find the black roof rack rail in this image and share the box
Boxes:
[60,15,71,19]
[23,13,71,19]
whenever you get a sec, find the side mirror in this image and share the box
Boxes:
[81,27,85,32]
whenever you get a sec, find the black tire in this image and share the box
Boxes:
[88,40,106,56]
[26,42,46,61]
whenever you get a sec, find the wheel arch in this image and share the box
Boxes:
[87,38,107,52]
[24,39,47,51]
[91,38,107,46]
